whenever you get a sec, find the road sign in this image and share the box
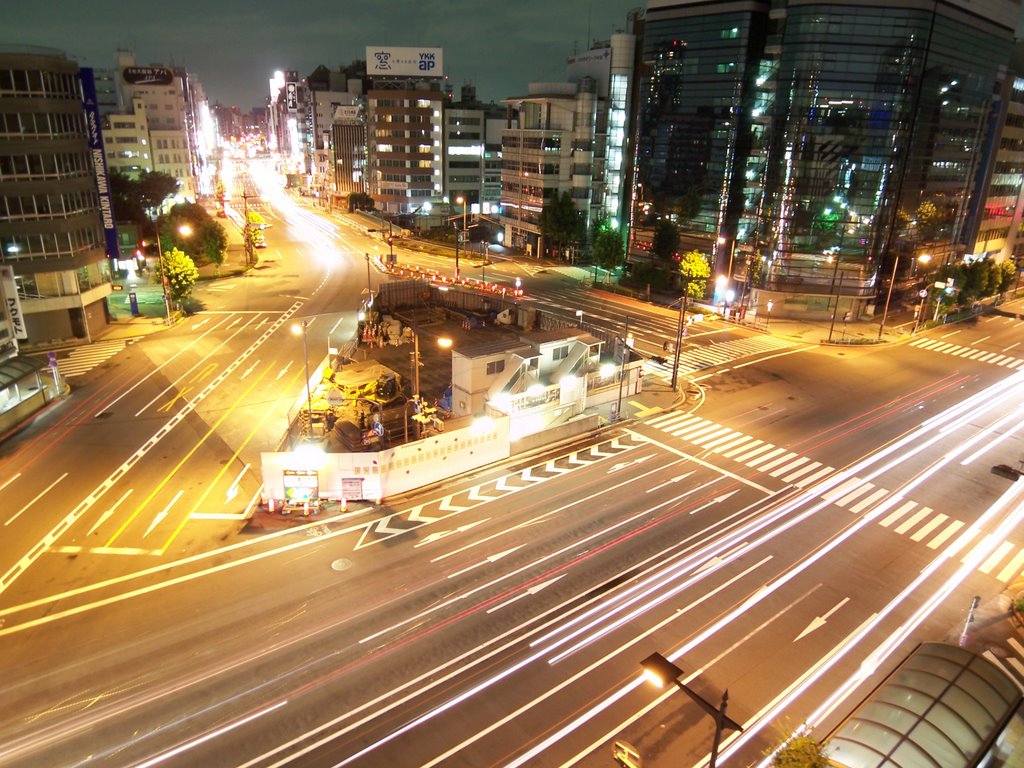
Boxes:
[919,289,928,298]
[325,388,344,407]
[47,351,57,369]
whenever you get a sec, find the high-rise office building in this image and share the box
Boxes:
[635,0,1020,317]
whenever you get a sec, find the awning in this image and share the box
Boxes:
[0,355,47,389]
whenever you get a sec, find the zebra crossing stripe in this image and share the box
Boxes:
[896,505,936,534]
[880,500,916,527]
[849,488,888,514]
[690,427,733,445]
[795,466,833,487]
[674,422,718,439]
[1009,360,1023,369]
[747,447,786,467]
[979,540,1015,574]
[824,477,864,502]
[771,456,808,477]
[713,436,751,454]
[782,460,819,482]
[997,550,1024,582]
[911,513,948,542]
[757,451,797,473]
[927,520,964,549]
[723,438,761,458]
[732,443,774,463]
[978,352,996,362]
[699,431,742,450]
[967,534,1002,569]
[836,482,875,507]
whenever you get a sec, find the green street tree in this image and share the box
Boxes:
[166,202,227,267]
[539,190,584,258]
[162,247,199,306]
[679,248,711,298]
[997,259,1017,294]
[592,227,624,269]
[652,218,681,262]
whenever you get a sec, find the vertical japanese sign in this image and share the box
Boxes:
[79,67,122,264]
[0,265,27,340]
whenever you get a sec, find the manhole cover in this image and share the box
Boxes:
[331,558,353,572]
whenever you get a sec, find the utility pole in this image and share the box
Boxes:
[616,316,630,421]
[670,282,690,391]
[241,188,254,267]
[365,253,372,303]
[455,222,460,280]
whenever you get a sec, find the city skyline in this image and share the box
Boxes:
[5,0,634,109]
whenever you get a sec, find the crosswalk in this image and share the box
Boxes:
[644,335,802,380]
[645,411,1024,585]
[55,338,133,378]
[908,337,1024,369]
[984,637,1024,692]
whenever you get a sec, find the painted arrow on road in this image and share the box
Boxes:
[796,597,851,641]
[487,574,567,613]
[688,490,738,514]
[646,471,695,493]
[607,454,655,473]
[447,545,524,578]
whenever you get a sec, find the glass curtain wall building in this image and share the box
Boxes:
[635,0,1019,317]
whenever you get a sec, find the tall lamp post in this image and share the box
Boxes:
[150,220,194,325]
[641,652,743,768]
[292,320,314,436]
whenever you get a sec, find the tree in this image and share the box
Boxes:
[109,169,179,233]
[539,191,584,257]
[136,170,180,215]
[679,249,711,298]
[592,227,624,269]
[348,192,375,212]
[166,202,227,266]
[769,734,829,768]
[162,247,199,306]
[652,218,681,262]
[997,259,1017,294]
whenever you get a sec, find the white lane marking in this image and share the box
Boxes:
[6,473,68,527]
[0,473,21,493]
[87,489,133,536]
[144,490,184,538]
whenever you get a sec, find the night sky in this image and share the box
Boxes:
[6,0,636,109]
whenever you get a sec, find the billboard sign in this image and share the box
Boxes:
[285,81,298,112]
[0,265,27,341]
[122,66,174,86]
[79,68,121,264]
[366,46,443,77]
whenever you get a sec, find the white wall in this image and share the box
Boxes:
[261,414,510,503]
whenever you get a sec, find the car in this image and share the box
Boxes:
[991,464,1022,481]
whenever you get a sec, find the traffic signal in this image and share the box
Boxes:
[387,235,394,246]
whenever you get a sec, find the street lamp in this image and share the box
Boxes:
[455,196,468,280]
[640,652,743,768]
[877,253,932,341]
[150,220,194,325]
[291,320,314,436]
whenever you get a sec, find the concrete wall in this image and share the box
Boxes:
[262,413,511,503]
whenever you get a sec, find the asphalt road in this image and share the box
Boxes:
[2,159,1023,767]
